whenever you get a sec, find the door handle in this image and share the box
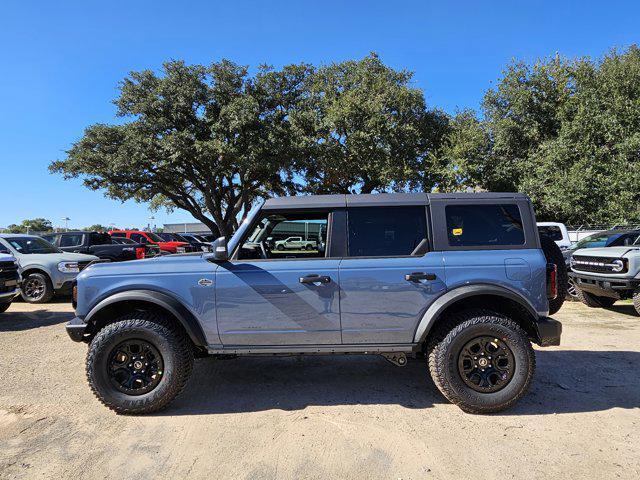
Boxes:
[299,274,331,284]
[405,272,436,282]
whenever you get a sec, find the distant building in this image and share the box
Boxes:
[163,222,217,235]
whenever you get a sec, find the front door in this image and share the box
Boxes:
[215,211,341,346]
[339,206,446,344]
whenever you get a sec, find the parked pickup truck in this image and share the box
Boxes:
[109,230,195,254]
[66,192,562,415]
[43,231,145,262]
[274,236,317,251]
[0,252,20,313]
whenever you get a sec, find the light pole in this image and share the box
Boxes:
[148,216,155,232]
[62,217,70,232]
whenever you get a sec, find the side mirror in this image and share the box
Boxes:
[212,236,228,261]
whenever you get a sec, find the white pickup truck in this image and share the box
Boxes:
[273,236,317,251]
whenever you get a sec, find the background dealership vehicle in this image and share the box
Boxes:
[569,245,640,313]
[110,236,163,257]
[67,193,562,415]
[274,236,317,250]
[562,229,640,300]
[537,222,572,250]
[0,252,20,313]
[158,233,211,252]
[0,234,98,303]
[109,230,194,254]
[43,231,145,262]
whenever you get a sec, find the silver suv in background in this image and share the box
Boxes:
[0,235,99,303]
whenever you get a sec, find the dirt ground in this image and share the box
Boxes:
[0,300,638,480]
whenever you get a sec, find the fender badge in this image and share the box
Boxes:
[198,278,213,287]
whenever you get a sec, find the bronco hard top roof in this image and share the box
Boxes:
[262,192,529,210]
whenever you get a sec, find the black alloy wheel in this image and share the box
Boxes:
[457,336,515,393]
[108,339,164,395]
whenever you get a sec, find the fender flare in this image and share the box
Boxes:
[413,284,540,343]
[84,289,208,347]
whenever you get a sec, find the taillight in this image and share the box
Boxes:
[135,247,145,259]
[547,263,558,300]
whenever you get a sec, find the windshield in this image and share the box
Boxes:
[146,232,165,242]
[571,232,622,250]
[5,237,60,254]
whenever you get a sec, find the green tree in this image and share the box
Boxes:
[445,46,640,224]
[84,224,109,232]
[7,218,53,233]
[51,60,312,236]
[292,53,448,194]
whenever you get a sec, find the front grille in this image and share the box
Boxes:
[0,261,19,281]
[571,255,627,274]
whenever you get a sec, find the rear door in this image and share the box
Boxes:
[58,233,88,253]
[339,205,446,344]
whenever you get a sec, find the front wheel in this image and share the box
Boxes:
[427,310,535,414]
[86,311,194,414]
[21,272,54,303]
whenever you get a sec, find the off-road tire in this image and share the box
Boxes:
[631,288,640,315]
[86,311,194,414]
[0,302,10,313]
[21,272,54,303]
[427,309,535,414]
[576,288,616,308]
[539,236,567,315]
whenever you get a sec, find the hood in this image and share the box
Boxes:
[0,253,17,262]
[572,246,640,258]
[78,252,210,279]
[157,241,189,247]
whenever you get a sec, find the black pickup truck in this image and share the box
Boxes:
[42,231,145,262]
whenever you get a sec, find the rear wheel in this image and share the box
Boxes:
[427,310,535,414]
[576,288,616,308]
[539,236,567,315]
[86,311,194,414]
[21,272,54,303]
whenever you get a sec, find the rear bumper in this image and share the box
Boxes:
[569,272,639,299]
[535,316,562,347]
[66,316,88,342]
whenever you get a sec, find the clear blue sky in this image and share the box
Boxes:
[1,1,638,230]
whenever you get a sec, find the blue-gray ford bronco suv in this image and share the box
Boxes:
[66,193,562,414]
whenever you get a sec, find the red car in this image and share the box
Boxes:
[108,230,193,254]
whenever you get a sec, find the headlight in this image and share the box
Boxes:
[58,261,79,273]
[611,259,625,272]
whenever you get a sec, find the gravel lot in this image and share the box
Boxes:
[0,300,639,480]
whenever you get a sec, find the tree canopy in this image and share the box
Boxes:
[446,46,640,224]
[51,47,640,230]
[7,218,54,233]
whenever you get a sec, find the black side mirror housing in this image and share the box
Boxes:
[212,236,228,261]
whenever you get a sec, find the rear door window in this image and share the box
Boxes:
[446,204,525,247]
[59,233,84,248]
[347,207,428,257]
